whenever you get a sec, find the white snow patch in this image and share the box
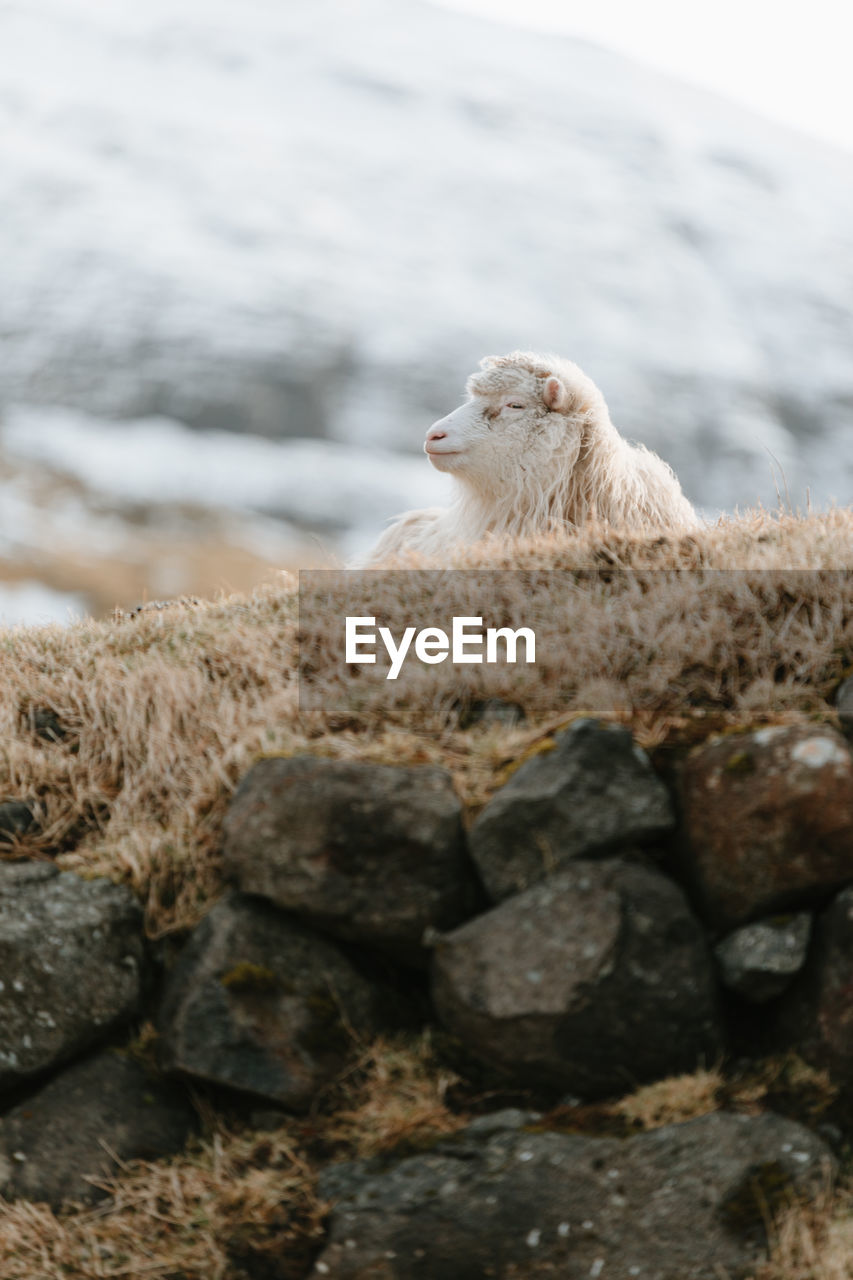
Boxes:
[0,581,87,627]
[1,405,450,536]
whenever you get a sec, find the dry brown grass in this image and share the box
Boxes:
[747,1183,853,1280]
[0,1120,325,1279]
[613,1066,724,1129]
[324,1031,464,1157]
[539,1053,840,1141]
[0,1031,462,1280]
[1,508,853,939]
[778,1201,853,1280]
[0,583,302,933]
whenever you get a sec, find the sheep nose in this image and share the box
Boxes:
[426,426,448,442]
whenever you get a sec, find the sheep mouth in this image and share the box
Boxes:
[425,448,464,471]
[424,446,463,457]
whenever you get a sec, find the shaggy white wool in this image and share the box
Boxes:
[365,351,700,562]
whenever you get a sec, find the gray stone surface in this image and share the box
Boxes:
[0,1050,195,1207]
[0,801,36,841]
[835,676,853,734]
[775,886,853,1078]
[311,1110,833,1279]
[158,893,387,1110]
[0,862,144,1092]
[29,708,69,743]
[432,858,721,1097]
[469,719,675,902]
[223,756,481,960]
[715,913,812,1002]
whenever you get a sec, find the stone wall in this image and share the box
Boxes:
[3,715,853,1276]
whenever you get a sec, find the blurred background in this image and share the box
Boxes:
[1,0,852,623]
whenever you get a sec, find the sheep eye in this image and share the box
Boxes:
[505,403,525,410]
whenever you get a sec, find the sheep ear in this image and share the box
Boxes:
[543,376,568,411]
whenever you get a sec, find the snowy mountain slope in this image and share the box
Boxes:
[1,0,853,516]
[1,406,448,537]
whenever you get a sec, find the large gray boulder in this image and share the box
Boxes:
[432,858,721,1097]
[469,719,675,902]
[222,756,481,961]
[311,1110,833,1279]
[0,1050,195,1207]
[158,893,387,1110]
[680,725,853,930]
[0,862,144,1092]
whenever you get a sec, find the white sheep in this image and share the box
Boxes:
[365,351,700,562]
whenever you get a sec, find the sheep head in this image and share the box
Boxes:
[424,352,597,500]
